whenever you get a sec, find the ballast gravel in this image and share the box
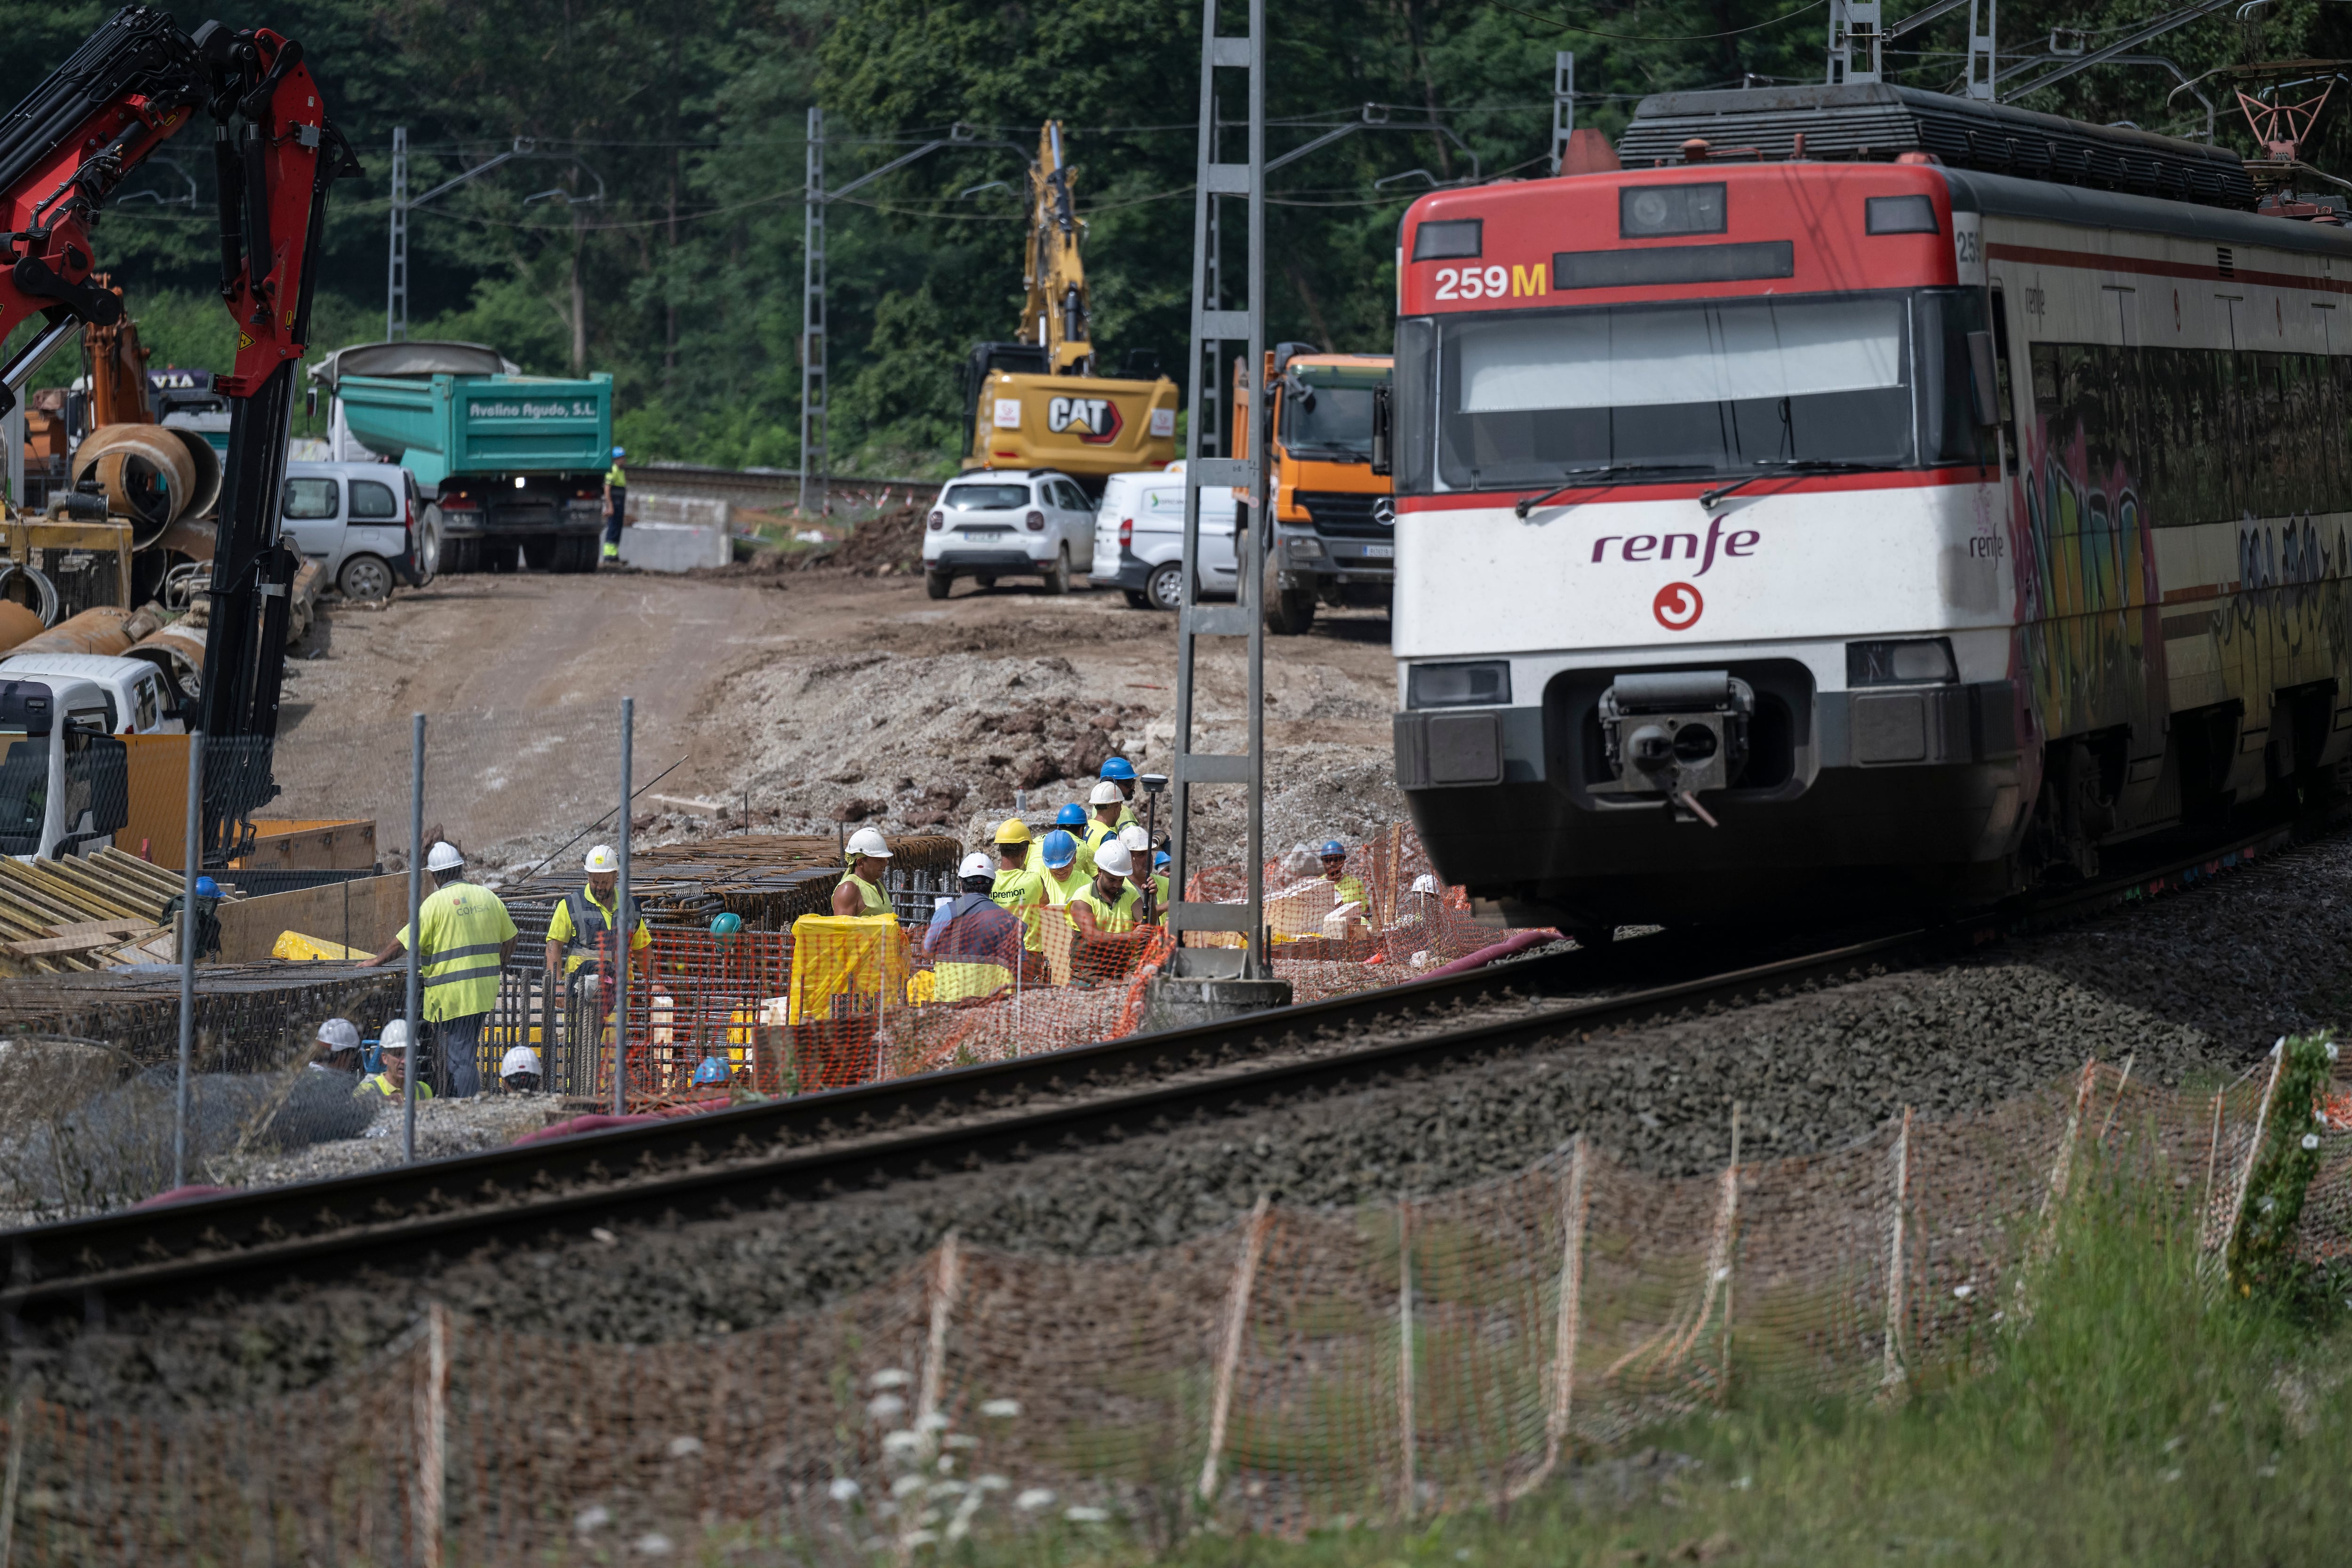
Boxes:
[27,833,2352,1413]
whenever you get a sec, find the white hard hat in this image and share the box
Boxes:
[845,826,892,860]
[500,1044,542,1078]
[425,841,464,872]
[1089,780,1124,806]
[1411,874,1440,895]
[959,851,994,879]
[1118,824,1149,852]
[379,1019,413,1052]
[315,1017,358,1051]
[1094,839,1134,877]
[584,844,619,873]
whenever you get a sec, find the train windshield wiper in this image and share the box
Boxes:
[1511,464,1708,519]
[1699,458,1883,511]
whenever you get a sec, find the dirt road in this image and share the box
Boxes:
[274,565,1403,870]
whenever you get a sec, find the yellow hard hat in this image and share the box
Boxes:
[994,817,1032,845]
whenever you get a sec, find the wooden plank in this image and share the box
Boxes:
[6,928,163,958]
[40,918,151,940]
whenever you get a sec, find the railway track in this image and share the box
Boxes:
[0,812,2317,1323]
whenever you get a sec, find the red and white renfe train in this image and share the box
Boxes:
[1388,91,2352,930]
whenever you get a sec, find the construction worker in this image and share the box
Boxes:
[1098,756,1141,828]
[359,841,514,1098]
[499,1044,542,1094]
[544,844,653,1000]
[1319,839,1368,910]
[1028,803,1089,874]
[602,445,628,563]
[1068,838,1142,937]
[925,851,1028,1001]
[308,1017,361,1074]
[991,818,1042,909]
[1152,849,1172,922]
[832,826,895,916]
[1081,780,1125,870]
[355,1019,430,1100]
[1117,824,1152,911]
[1035,829,1086,907]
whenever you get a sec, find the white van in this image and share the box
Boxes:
[1088,463,1237,610]
[278,461,438,600]
[0,653,181,734]
[0,676,131,860]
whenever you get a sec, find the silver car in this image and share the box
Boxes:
[278,461,437,600]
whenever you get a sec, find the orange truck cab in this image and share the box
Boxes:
[1231,344,1393,634]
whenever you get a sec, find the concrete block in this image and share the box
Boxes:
[619,520,730,573]
[1140,949,1293,1032]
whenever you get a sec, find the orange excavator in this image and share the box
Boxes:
[0,5,358,853]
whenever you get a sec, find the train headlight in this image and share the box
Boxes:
[1409,661,1511,708]
[1847,638,1956,686]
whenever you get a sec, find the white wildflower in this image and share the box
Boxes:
[1953,1284,1974,1299]
[917,1411,950,1433]
[2304,1133,2322,1151]
[930,1480,969,1496]
[980,1398,1022,1418]
[870,1369,913,1389]
[634,1534,673,1557]
[667,1436,703,1458]
[828,1478,861,1503]
[936,1455,956,1474]
[1015,1488,1057,1511]
[1065,1505,1111,1523]
[574,1505,612,1534]
[900,1530,938,1547]
[892,1475,927,1499]
[882,1430,923,1456]
[867,1393,907,1420]
[944,1433,980,1449]
[977,1474,1011,1492]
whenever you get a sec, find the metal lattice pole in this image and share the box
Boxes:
[1549,54,1575,175]
[404,715,424,1163]
[612,697,634,1114]
[1168,0,1268,973]
[799,109,828,518]
[1827,0,1883,84]
[172,731,204,1189]
[386,127,408,341]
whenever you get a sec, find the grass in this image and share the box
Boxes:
[915,1167,2352,1568]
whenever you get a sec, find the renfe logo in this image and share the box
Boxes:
[1653,582,1703,631]
[1591,514,1758,575]
[1047,396,1122,444]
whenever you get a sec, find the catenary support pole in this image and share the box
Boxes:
[172,730,204,1189]
[405,714,424,1164]
[613,697,633,1115]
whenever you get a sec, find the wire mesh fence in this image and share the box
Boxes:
[0,1051,2331,1562]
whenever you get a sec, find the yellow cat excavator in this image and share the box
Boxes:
[958,122,1176,491]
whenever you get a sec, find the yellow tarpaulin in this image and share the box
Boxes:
[787,913,906,1026]
[273,929,361,962]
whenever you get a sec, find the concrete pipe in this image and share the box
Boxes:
[11,606,135,659]
[71,424,199,549]
[0,598,46,653]
[127,621,206,700]
[162,427,222,520]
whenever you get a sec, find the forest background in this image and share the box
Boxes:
[1,0,2346,475]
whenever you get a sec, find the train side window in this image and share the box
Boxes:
[1988,287,2018,475]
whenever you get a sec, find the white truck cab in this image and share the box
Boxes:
[0,653,183,734]
[0,677,132,860]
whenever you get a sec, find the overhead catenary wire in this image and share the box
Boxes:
[1485,0,1830,42]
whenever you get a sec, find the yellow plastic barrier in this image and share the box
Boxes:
[272,929,360,962]
[785,913,905,1027]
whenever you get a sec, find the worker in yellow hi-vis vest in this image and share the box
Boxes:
[360,841,516,1097]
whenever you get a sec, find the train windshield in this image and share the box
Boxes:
[1408,289,1985,491]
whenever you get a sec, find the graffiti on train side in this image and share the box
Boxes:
[2013,425,2160,746]
[2221,514,2352,677]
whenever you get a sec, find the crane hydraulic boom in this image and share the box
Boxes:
[0,5,357,857]
[1022,121,1093,375]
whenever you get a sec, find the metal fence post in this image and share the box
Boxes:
[405,714,425,1164]
[613,697,633,1115]
[172,730,205,1190]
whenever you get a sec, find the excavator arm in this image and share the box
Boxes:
[1019,121,1095,375]
[0,5,357,857]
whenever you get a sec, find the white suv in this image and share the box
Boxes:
[922,470,1096,598]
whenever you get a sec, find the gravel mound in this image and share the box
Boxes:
[25,831,2345,1413]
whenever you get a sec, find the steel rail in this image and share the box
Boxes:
[0,812,2317,1321]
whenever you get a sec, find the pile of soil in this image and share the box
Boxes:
[797,506,925,577]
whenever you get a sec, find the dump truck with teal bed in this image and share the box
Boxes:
[308,340,611,573]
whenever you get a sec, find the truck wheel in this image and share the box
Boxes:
[445,537,480,574]
[1262,559,1315,635]
[1042,545,1072,596]
[974,573,997,590]
[1145,561,1184,612]
[523,538,559,572]
[338,553,394,602]
[414,507,442,586]
[485,543,520,573]
[924,570,953,600]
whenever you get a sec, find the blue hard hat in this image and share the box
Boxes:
[194,876,219,897]
[710,911,743,938]
[1041,829,1078,869]
[1154,851,1170,869]
[611,446,626,459]
[1054,804,1087,827]
[1099,757,1136,782]
[693,1056,730,1086]
[1319,840,1346,859]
